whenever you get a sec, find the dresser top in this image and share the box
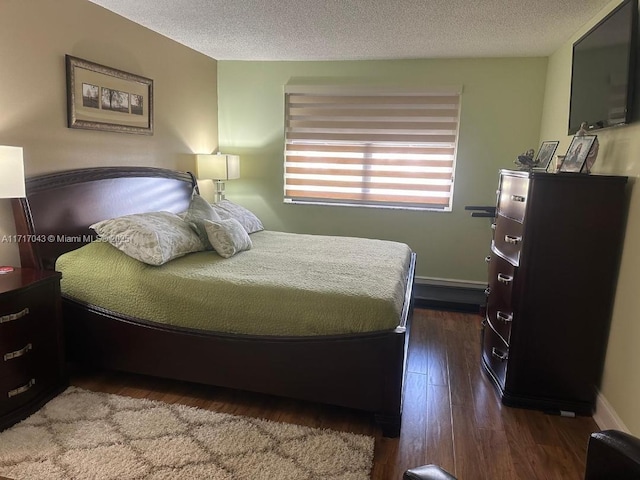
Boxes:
[0,268,61,295]
[500,169,628,183]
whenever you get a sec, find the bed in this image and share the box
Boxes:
[12,166,416,437]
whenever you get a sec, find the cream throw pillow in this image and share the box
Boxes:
[212,200,264,234]
[90,211,203,266]
[183,193,221,250]
[203,218,252,258]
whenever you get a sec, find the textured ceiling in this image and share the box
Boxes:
[88,0,613,61]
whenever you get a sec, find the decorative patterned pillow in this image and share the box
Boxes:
[183,193,221,250]
[203,218,252,258]
[212,200,264,234]
[90,211,204,266]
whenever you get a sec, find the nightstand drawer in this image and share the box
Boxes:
[0,375,56,414]
[497,174,529,222]
[0,286,58,343]
[0,339,56,383]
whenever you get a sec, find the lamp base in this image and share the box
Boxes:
[214,180,226,203]
[0,266,15,274]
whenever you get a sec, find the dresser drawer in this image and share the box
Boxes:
[482,321,509,390]
[497,174,529,222]
[492,215,524,266]
[486,253,516,344]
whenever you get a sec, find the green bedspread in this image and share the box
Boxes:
[56,231,412,336]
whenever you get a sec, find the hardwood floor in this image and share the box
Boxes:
[70,308,598,479]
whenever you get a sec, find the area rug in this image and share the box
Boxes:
[0,387,374,480]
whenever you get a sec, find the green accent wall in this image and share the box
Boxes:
[218,58,548,281]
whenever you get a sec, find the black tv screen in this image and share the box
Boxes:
[568,0,638,134]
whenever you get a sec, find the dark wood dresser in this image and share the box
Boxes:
[0,268,66,430]
[482,169,628,415]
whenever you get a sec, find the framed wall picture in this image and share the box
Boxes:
[533,141,559,170]
[559,135,597,173]
[66,55,153,135]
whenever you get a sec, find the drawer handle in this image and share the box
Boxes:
[504,235,522,245]
[497,311,513,323]
[7,378,36,398]
[491,223,496,231]
[511,194,526,202]
[491,347,508,362]
[484,287,491,296]
[0,307,30,324]
[485,255,491,263]
[4,343,33,361]
[497,273,513,284]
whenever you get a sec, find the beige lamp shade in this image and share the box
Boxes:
[196,154,240,180]
[0,146,26,198]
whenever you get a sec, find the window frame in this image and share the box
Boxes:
[283,84,462,212]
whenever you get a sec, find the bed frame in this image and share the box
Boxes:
[12,166,415,437]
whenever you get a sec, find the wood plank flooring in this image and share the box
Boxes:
[70,309,598,479]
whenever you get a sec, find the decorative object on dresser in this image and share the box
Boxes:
[482,169,627,415]
[513,148,535,170]
[559,135,597,173]
[196,153,240,202]
[532,140,559,171]
[0,268,67,431]
[549,154,566,173]
[65,55,154,135]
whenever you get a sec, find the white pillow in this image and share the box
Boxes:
[203,218,252,258]
[90,211,203,265]
[212,200,264,234]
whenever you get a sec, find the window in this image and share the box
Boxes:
[284,85,461,211]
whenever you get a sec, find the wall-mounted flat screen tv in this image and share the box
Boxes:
[568,0,638,134]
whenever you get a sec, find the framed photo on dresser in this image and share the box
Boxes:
[533,140,559,170]
[560,135,597,173]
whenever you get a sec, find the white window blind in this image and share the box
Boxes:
[284,86,461,211]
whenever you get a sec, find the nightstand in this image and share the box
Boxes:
[0,268,67,431]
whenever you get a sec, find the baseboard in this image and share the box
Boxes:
[414,276,485,313]
[593,391,631,433]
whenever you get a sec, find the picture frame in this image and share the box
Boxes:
[559,135,597,173]
[66,55,153,135]
[533,141,559,170]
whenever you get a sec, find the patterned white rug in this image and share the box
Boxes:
[0,387,374,480]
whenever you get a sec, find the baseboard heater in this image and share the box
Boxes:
[414,277,486,313]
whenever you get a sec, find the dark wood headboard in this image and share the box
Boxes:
[12,167,196,271]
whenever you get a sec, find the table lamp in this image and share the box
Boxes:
[195,153,240,203]
[0,146,26,274]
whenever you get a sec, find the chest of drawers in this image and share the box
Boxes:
[0,268,67,430]
[482,170,627,414]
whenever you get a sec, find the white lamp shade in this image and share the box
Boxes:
[0,146,26,198]
[196,154,240,180]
